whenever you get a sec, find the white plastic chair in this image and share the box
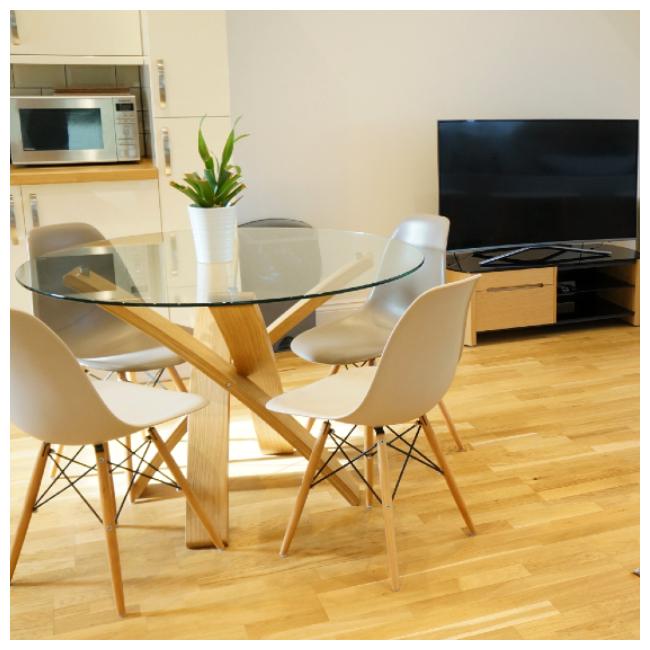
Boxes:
[10,309,225,617]
[29,223,192,485]
[267,276,479,591]
[291,215,467,454]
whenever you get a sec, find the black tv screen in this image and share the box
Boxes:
[438,120,639,251]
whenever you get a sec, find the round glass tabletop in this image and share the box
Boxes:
[16,228,424,307]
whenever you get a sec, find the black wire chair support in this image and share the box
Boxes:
[31,437,181,524]
[308,421,444,503]
[343,360,372,370]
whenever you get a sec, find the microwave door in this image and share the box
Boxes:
[10,97,117,165]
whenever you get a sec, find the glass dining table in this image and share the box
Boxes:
[16,227,424,547]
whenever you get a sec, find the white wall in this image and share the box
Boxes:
[227,10,639,236]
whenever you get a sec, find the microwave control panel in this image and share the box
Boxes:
[114,97,141,162]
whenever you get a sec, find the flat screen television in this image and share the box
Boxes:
[438,119,639,252]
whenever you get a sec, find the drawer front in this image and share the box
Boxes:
[475,283,556,331]
[476,267,555,291]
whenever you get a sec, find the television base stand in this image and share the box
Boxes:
[447,243,639,346]
[476,244,613,267]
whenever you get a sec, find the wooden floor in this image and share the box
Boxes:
[10,322,639,639]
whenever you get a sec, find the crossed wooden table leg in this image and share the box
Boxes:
[65,268,361,548]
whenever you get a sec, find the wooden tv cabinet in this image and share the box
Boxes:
[446,246,640,346]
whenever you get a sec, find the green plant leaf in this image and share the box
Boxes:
[221,183,246,206]
[170,116,248,208]
[204,167,218,193]
[183,173,203,193]
[197,117,215,171]
[213,174,241,205]
[170,181,203,206]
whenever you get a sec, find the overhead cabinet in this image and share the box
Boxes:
[142,11,230,118]
[10,10,142,56]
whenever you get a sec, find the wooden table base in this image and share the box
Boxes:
[185,308,231,547]
[65,268,362,548]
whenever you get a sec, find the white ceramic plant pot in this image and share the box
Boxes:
[188,205,238,263]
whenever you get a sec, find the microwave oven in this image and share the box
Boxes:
[10,95,141,166]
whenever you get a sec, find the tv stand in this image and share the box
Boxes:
[476,243,613,267]
[447,243,639,346]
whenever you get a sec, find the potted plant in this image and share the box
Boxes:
[170,118,248,263]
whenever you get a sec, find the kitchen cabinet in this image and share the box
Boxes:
[12,180,164,314]
[19,180,162,238]
[10,187,32,313]
[10,10,142,57]
[142,11,230,118]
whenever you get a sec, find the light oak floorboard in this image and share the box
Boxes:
[10,322,639,639]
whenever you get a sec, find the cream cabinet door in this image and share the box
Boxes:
[20,180,169,320]
[20,181,162,238]
[142,11,230,118]
[10,186,32,313]
[10,11,142,56]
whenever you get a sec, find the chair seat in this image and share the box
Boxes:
[267,366,377,422]
[79,346,186,373]
[290,310,393,365]
[59,319,191,373]
[91,378,207,434]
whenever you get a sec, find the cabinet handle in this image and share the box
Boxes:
[157,59,167,109]
[10,195,19,245]
[29,193,40,228]
[10,10,20,45]
[170,233,179,276]
[486,283,545,292]
[162,127,171,175]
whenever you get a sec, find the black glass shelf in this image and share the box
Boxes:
[557,269,634,298]
[556,296,633,324]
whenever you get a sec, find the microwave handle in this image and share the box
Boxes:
[162,127,172,175]
[157,59,167,109]
[10,10,20,45]
[10,195,20,245]
[29,193,41,229]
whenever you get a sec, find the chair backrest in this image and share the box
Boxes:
[29,223,103,331]
[346,275,479,426]
[10,309,130,445]
[28,223,134,352]
[365,214,450,323]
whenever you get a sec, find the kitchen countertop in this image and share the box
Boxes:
[10,159,159,185]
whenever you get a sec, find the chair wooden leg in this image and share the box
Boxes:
[104,443,118,511]
[438,399,464,451]
[375,427,400,591]
[280,420,331,557]
[130,417,188,501]
[94,443,126,617]
[364,426,376,508]
[419,415,475,535]
[124,434,135,502]
[10,442,50,582]
[166,365,188,392]
[117,372,138,500]
[49,443,64,478]
[147,427,225,550]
